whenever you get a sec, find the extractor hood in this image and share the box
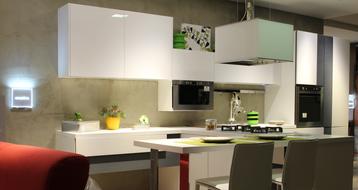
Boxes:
[215,18,294,65]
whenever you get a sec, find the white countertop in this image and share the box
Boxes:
[134,134,349,154]
[57,124,297,137]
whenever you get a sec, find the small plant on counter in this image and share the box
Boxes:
[139,115,150,126]
[99,105,126,130]
[73,112,83,121]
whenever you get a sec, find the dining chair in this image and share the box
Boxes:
[195,142,274,190]
[313,137,354,190]
[272,139,318,190]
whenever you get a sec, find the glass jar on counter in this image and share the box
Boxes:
[205,119,217,131]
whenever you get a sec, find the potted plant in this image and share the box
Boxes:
[99,105,126,130]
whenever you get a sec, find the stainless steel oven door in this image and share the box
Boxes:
[172,80,214,110]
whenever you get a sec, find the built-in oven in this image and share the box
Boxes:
[172,80,214,110]
[295,85,323,127]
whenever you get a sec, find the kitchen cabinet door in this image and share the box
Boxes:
[214,63,278,85]
[331,38,350,135]
[208,150,233,177]
[75,133,166,156]
[296,31,318,85]
[172,49,214,81]
[58,4,125,78]
[124,11,173,80]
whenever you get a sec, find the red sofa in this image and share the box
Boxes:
[0,142,89,190]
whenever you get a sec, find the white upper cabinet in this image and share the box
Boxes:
[123,11,173,80]
[58,4,173,80]
[214,64,279,85]
[296,31,318,85]
[58,4,125,78]
[172,49,214,81]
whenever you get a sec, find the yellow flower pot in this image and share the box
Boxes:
[105,117,121,130]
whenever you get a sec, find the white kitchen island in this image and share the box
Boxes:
[56,126,323,190]
[134,134,346,190]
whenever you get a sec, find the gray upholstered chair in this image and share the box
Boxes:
[195,142,274,190]
[272,139,318,190]
[313,137,354,190]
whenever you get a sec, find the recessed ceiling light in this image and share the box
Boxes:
[112,14,128,18]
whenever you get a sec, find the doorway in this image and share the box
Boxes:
[349,43,358,153]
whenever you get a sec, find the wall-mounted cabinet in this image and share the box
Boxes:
[58,3,173,80]
[214,64,278,85]
[296,31,318,85]
[172,49,214,81]
[58,4,126,78]
[124,11,172,80]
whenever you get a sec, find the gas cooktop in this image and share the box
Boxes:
[218,124,283,134]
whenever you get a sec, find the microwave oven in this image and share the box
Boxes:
[158,80,214,111]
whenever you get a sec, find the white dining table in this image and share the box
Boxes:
[134,134,341,190]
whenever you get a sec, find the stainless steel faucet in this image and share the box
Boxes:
[228,92,245,124]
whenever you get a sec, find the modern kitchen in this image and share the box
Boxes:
[0,0,358,190]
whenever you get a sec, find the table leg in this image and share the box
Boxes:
[150,149,159,190]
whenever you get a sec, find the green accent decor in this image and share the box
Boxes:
[173,33,186,49]
[247,111,259,125]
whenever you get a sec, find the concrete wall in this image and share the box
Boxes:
[0,95,4,140]
[0,0,324,189]
[0,0,323,147]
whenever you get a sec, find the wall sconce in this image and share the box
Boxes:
[10,88,33,110]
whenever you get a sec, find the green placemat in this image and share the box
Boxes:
[241,136,307,142]
[178,138,254,146]
[178,136,308,146]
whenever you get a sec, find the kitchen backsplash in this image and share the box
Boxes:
[61,79,265,128]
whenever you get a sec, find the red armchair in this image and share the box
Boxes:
[0,142,89,190]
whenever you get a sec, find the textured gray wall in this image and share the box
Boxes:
[0,0,323,189]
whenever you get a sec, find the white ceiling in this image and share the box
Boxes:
[236,0,358,19]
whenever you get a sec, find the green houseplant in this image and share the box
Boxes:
[100,105,125,130]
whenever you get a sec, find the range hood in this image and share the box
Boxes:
[215,18,294,65]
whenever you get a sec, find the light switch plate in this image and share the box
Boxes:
[11,88,33,109]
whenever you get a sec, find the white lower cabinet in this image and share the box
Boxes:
[56,132,166,156]
[189,153,209,190]
[208,150,233,177]
[188,150,233,190]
